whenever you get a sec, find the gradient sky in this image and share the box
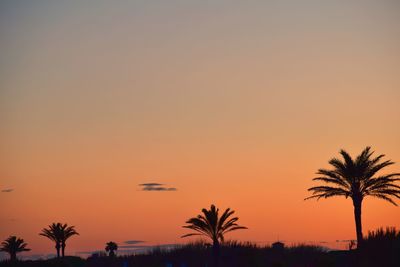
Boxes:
[1,0,400,258]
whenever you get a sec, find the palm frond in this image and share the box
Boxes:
[306,147,400,205]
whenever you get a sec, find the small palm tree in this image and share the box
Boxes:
[39,223,63,258]
[59,224,79,257]
[182,204,247,266]
[306,147,400,248]
[105,241,118,257]
[0,236,30,261]
[40,223,79,258]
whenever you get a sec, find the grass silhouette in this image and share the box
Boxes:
[1,233,400,267]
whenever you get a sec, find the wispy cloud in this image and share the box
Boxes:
[124,240,145,245]
[143,187,177,191]
[1,189,13,193]
[139,183,177,191]
[139,183,163,187]
[119,245,147,249]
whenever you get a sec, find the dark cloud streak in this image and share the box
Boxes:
[139,183,177,191]
[1,189,13,193]
[139,183,163,187]
[142,186,177,191]
[124,240,145,245]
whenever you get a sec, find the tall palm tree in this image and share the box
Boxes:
[0,236,30,261]
[306,147,400,248]
[182,204,247,266]
[40,223,79,258]
[105,241,118,257]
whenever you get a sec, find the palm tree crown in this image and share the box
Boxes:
[40,223,64,258]
[306,146,400,247]
[0,236,30,261]
[105,241,118,257]
[182,204,247,245]
[40,223,64,242]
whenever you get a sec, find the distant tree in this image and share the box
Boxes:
[40,223,79,258]
[182,204,247,266]
[306,147,400,248]
[0,236,30,261]
[60,224,79,257]
[39,223,63,258]
[105,241,118,257]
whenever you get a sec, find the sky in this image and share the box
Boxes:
[1,0,400,259]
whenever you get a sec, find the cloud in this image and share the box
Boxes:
[1,189,13,193]
[139,183,177,191]
[119,245,147,249]
[124,240,145,245]
[139,183,163,187]
[75,244,180,258]
[142,186,177,191]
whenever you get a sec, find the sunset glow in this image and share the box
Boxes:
[1,0,399,259]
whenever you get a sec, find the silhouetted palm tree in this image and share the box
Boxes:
[59,224,79,257]
[0,236,30,261]
[105,241,118,257]
[306,147,400,248]
[182,204,247,266]
[40,222,79,258]
[40,223,63,258]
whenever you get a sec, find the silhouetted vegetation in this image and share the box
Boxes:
[306,146,400,247]
[358,227,400,267]
[105,241,118,257]
[39,223,79,258]
[182,204,247,266]
[1,147,399,266]
[0,236,30,262]
[1,236,399,267]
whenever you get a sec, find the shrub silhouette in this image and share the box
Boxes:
[105,241,118,257]
[359,227,400,266]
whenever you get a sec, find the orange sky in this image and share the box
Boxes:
[1,0,400,258]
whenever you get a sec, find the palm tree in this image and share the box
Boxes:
[40,223,79,258]
[0,236,30,261]
[182,204,247,266]
[105,241,118,257]
[59,224,79,257]
[306,146,400,248]
[39,223,63,258]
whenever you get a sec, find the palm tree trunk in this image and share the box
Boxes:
[55,243,61,258]
[352,198,363,248]
[10,252,17,262]
[212,239,220,267]
[61,242,66,257]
